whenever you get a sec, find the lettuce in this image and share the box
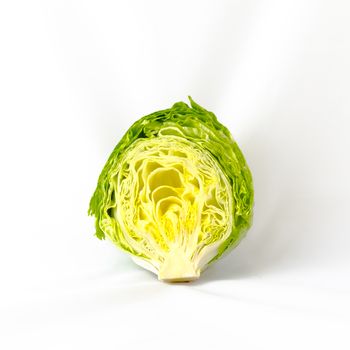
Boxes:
[89,97,253,282]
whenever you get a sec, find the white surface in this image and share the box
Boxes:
[0,0,350,349]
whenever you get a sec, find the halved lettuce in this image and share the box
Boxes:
[89,97,253,282]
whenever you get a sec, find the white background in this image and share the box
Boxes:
[1,0,349,349]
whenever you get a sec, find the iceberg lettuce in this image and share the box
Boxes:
[89,97,253,282]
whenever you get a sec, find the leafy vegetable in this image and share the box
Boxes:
[89,97,253,282]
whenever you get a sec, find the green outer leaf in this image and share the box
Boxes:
[88,97,254,264]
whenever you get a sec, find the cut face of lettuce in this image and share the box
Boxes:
[89,97,253,282]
